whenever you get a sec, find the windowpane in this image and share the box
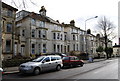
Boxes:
[53,33,56,39]
[31,18,36,25]
[7,10,13,17]
[73,35,75,40]
[32,44,35,54]
[65,35,67,40]
[6,40,11,52]
[38,30,41,38]
[73,44,75,51]
[43,44,46,53]
[51,57,56,61]
[7,23,12,32]
[32,29,35,37]
[42,30,46,38]
[43,57,50,62]
[61,34,62,40]
[57,33,60,39]
[22,30,25,36]
[40,21,45,27]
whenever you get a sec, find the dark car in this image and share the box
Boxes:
[62,56,84,67]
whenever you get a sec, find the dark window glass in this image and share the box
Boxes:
[32,44,35,54]
[70,57,75,60]
[7,10,13,17]
[43,57,50,62]
[38,30,41,38]
[73,35,75,40]
[63,57,69,60]
[22,30,25,36]
[32,29,35,37]
[53,33,56,39]
[6,40,11,52]
[51,57,56,61]
[56,57,61,60]
[43,44,46,53]
[7,23,12,32]
[65,35,67,40]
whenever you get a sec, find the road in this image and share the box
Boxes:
[2,58,119,81]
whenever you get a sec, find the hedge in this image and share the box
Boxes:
[2,58,31,67]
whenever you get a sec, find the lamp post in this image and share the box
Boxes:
[84,16,98,58]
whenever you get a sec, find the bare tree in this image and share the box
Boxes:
[96,16,116,59]
[9,0,38,10]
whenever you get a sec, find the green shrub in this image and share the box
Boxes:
[2,58,31,67]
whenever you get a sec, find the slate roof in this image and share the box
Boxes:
[17,10,61,25]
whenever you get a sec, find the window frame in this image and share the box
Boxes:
[6,23,12,33]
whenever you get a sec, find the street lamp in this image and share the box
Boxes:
[84,16,98,58]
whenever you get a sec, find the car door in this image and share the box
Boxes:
[74,57,80,65]
[50,57,57,69]
[70,57,75,66]
[41,57,51,71]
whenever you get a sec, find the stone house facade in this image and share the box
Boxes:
[1,3,113,60]
[1,2,18,60]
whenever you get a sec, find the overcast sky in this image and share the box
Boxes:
[3,0,119,45]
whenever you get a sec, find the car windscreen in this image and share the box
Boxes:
[32,56,45,62]
[62,57,69,60]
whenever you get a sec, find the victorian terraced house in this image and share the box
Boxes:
[16,6,112,59]
[1,2,18,60]
[1,2,113,60]
[16,6,65,57]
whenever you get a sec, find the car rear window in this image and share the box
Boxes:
[63,57,69,60]
[56,57,61,60]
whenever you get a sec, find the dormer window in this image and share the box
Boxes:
[31,18,36,25]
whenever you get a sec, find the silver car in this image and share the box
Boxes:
[19,55,63,75]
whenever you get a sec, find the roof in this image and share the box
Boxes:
[2,2,18,11]
[63,24,80,29]
[113,45,120,47]
[16,10,61,25]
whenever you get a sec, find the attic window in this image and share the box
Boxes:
[31,18,36,25]
[7,9,13,17]
[39,21,45,27]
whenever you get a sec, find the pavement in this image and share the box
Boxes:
[3,58,106,75]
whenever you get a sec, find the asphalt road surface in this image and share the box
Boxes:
[2,58,119,81]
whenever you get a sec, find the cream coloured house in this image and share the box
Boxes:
[16,6,65,57]
[2,2,18,60]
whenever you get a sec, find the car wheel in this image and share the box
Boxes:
[69,64,73,68]
[34,68,40,75]
[56,65,61,71]
[80,63,84,67]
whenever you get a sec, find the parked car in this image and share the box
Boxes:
[62,56,84,67]
[19,55,63,75]
[0,68,3,74]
